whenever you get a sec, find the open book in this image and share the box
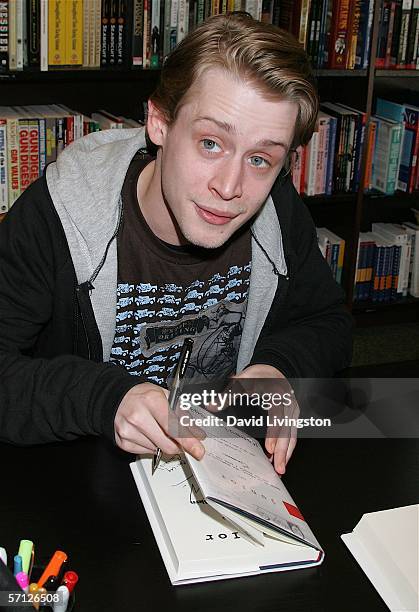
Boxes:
[130,405,324,584]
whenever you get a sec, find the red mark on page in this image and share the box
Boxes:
[283,501,305,521]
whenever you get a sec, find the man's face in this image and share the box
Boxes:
[148,67,298,248]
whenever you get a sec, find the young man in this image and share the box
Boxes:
[0,15,352,473]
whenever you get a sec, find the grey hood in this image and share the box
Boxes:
[45,126,287,370]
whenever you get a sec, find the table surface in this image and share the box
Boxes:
[0,436,418,612]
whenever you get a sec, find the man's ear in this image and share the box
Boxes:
[147,100,169,146]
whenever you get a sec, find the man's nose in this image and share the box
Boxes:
[209,157,244,201]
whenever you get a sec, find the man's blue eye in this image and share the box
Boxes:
[250,156,269,168]
[202,139,220,151]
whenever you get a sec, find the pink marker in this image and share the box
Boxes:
[15,571,29,593]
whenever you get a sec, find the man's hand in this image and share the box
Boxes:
[234,364,298,475]
[114,382,205,460]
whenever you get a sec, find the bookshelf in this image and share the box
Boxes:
[1,0,419,327]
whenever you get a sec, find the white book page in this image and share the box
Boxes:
[132,455,322,583]
[186,405,321,550]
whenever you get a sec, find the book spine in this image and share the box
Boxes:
[387,124,402,193]
[66,0,83,65]
[48,0,65,66]
[404,106,419,192]
[16,0,23,69]
[40,0,48,71]
[0,0,8,72]
[82,0,90,66]
[391,243,401,298]
[28,119,39,185]
[6,116,19,206]
[163,0,171,59]
[177,0,188,43]
[132,0,144,66]
[37,116,46,174]
[27,0,40,67]
[397,0,413,66]
[150,0,161,67]
[348,0,361,68]
[390,0,403,66]
[346,115,356,191]
[325,115,337,195]
[363,0,375,67]
[384,1,397,67]
[321,119,330,194]
[329,0,351,68]
[18,118,30,194]
[143,0,151,68]
[88,0,96,66]
[364,241,374,299]
[304,129,319,196]
[0,119,8,213]
[94,0,101,67]
[409,0,419,68]
[376,1,390,67]
[298,0,311,47]
[315,117,326,194]
[8,0,16,70]
[101,0,110,67]
[116,0,127,66]
[169,0,178,51]
[109,0,117,65]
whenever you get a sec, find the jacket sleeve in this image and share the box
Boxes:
[249,180,354,378]
[0,179,139,445]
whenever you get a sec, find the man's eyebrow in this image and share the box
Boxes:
[194,116,288,150]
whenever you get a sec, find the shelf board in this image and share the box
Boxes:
[0,68,161,82]
[314,69,367,77]
[375,69,419,78]
[353,296,419,326]
[302,192,357,205]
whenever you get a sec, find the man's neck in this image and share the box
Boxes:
[136,157,184,246]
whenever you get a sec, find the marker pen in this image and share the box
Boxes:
[53,585,70,612]
[0,547,7,566]
[44,575,59,591]
[18,540,33,575]
[29,583,40,611]
[37,550,67,588]
[13,554,22,576]
[15,571,29,593]
[62,570,78,593]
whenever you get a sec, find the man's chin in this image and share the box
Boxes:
[180,222,235,249]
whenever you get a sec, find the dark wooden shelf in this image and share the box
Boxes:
[353,296,419,326]
[0,68,161,82]
[314,69,368,77]
[375,69,419,78]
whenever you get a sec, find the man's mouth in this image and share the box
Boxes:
[194,203,240,226]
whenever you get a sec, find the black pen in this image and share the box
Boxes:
[152,338,194,475]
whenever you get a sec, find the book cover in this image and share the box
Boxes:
[40,0,48,71]
[101,0,111,66]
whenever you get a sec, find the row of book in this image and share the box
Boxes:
[354,221,419,302]
[316,227,346,285]
[0,0,381,73]
[291,97,419,197]
[0,105,142,212]
[292,102,367,196]
[375,0,419,70]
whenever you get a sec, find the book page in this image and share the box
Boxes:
[185,405,321,550]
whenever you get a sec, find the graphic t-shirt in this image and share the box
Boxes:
[109,151,252,386]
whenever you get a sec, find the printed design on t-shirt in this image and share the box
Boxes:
[110,263,251,385]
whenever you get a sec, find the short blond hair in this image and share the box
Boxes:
[150,13,319,149]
